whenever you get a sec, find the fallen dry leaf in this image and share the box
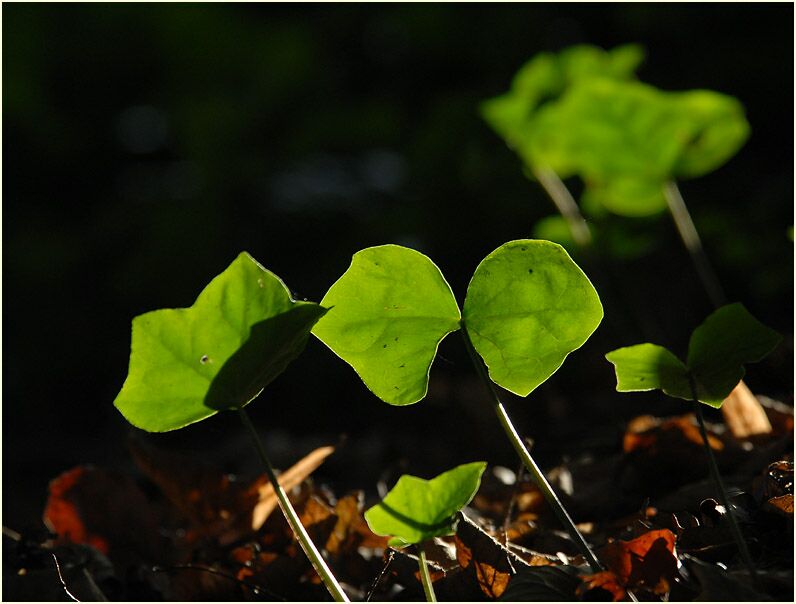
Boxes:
[577,570,627,601]
[599,528,678,596]
[252,445,336,530]
[43,465,163,568]
[454,513,527,598]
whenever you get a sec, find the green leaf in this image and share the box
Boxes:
[462,240,603,396]
[687,303,781,407]
[311,245,461,405]
[606,304,781,409]
[670,90,750,179]
[364,462,486,545]
[523,79,748,216]
[605,344,691,401]
[481,44,643,146]
[115,252,326,432]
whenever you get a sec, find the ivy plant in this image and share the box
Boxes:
[483,45,749,219]
[365,461,487,601]
[114,252,348,602]
[605,303,781,408]
[313,240,604,571]
[606,303,781,581]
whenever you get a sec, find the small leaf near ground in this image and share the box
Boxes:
[115,252,326,432]
[605,343,691,400]
[463,240,603,396]
[312,245,461,405]
[687,303,782,407]
[606,303,780,408]
[364,462,486,545]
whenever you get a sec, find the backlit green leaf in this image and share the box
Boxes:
[115,252,326,432]
[481,44,643,147]
[311,245,461,405]
[364,462,486,545]
[605,344,691,401]
[687,303,782,407]
[606,304,780,408]
[462,240,603,396]
[524,79,748,216]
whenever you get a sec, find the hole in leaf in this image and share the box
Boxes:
[200,355,210,364]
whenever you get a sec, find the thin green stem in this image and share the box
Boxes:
[663,181,726,308]
[532,165,592,248]
[687,378,757,583]
[460,328,603,573]
[417,543,438,602]
[237,408,349,602]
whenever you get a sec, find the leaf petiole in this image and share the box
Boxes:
[417,543,437,602]
[687,376,757,584]
[460,327,603,573]
[237,407,349,602]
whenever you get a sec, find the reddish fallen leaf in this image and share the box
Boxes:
[129,436,334,545]
[599,529,678,596]
[577,570,627,601]
[43,465,163,567]
[624,414,723,454]
[764,494,794,516]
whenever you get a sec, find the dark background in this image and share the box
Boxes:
[4,4,793,531]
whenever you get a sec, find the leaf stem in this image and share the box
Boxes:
[417,543,437,602]
[237,408,349,602]
[663,181,726,308]
[460,328,603,573]
[532,165,592,248]
[687,378,757,583]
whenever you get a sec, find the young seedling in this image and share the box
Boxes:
[312,240,605,572]
[114,252,349,602]
[606,303,781,581]
[484,46,771,437]
[364,461,487,601]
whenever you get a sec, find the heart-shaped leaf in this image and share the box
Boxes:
[462,240,603,396]
[364,462,486,546]
[606,303,781,408]
[687,303,782,406]
[481,44,643,147]
[115,252,327,432]
[605,344,691,401]
[311,245,461,405]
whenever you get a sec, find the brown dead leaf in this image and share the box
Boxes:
[43,465,163,567]
[624,414,723,454]
[325,492,389,555]
[577,570,627,601]
[130,436,335,544]
[129,436,259,544]
[454,513,528,598]
[600,529,677,595]
[251,446,335,530]
[764,494,794,516]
